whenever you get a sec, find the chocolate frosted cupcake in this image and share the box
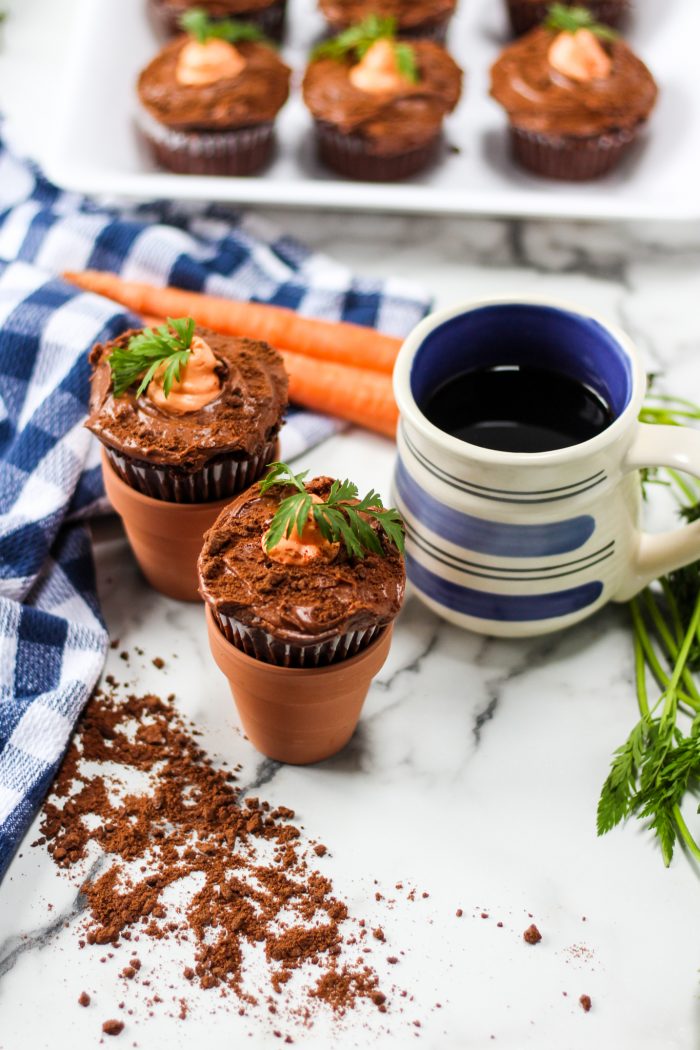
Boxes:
[137,11,290,175]
[86,319,288,503]
[319,0,457,43]
[150,0,287,42]
[199,463,406,667]
[490,6,657,180]
[506,0,628,37]
[303,16,462,181]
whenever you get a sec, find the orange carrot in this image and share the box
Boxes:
[64,270,402,374]
[280,350,398,439]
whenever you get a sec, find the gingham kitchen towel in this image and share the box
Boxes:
[0,127,430,881]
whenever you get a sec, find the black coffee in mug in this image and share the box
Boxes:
[421,364,615,454]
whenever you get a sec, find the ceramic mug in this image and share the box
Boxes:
[392,297,700,637]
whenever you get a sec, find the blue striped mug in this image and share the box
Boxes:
[392,297,700,637]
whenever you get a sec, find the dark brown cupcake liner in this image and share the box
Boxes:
[148,0,287,41]
[104,439,277,504]
[322,17,450,42]
[137,106,275,176]
[210,610,382,668]
[509,122,642,181]
[314,121,442,181]
[506,0,628,36]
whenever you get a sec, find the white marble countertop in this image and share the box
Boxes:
[2,3,700,1048]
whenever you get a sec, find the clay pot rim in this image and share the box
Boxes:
[205,603,390,678]
[101,448,236,514]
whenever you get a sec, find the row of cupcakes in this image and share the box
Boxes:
[137,5,656,184]
[148,0,632,42]
[87,319,406,764]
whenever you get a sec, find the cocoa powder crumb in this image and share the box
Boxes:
[387,956,398,965]
[372,928,385,942]
[78,991,90,1007]
[579,995,592,1013]
[40,686,388,1028]
[455,909,463,918]
[523,924,542,945]
[102,1020,124,1036]
[152,658,165,669]
[313,845,327,857]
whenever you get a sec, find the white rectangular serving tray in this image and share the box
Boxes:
[45,0,699,220]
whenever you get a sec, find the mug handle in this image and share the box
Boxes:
[618,423,700,600]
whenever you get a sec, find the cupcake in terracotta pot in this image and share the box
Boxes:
[319,0,458,43]
[505,0,629,37]
[86,318,287,600]
[303,15,463,181]
[200,462,406,763]
[149,0,288,42]
[137,9,290,175]
[490,4,657,180]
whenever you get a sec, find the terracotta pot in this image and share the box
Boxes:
[102,449,231,602]
[205,605,393,764]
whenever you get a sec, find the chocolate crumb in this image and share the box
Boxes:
[152,657,165,669]
[523,924,542,945]
[102,1020,124,1036]
[313,844,327,857]
[387,956,399,965]
[78,991,90,1007]
[579,995,592,1013]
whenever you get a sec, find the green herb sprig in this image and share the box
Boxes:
[259,462,405,559]
[180,8,266,45]
[545,3,618,41]
[597,390,700,867]
[312,15,418,84]
[109,317,195,398]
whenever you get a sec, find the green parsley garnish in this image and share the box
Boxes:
[312,15,419,84]
[597,389,700,867]
[180,8,267,45]
[544,3,618,41]
[109,317,195,398]
[259,462,405,560]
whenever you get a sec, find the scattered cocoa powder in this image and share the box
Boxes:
[40,686,388,1027]
[579,994,592,1013]
[102,1019,124,1036]
[523,924,542,945]
[78,991,90,1007]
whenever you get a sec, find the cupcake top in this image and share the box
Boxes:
[490,9,656,136]
[138,14,290,131]
[319,0,457,31]
[86,321,288,471]
[198,464,406,645]
[160,0,280,12]
[303,17,462,153]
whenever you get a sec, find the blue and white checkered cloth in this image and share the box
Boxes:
[0,127,430,881]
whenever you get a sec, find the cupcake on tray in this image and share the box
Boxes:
[137,8,290,175]
[319,0,458,43]
[200,462,406,763]
[490,4,657,180]
[505,0,628,37]
[85,318,287,601]
[149,0,288,42]
[302,15,463,181]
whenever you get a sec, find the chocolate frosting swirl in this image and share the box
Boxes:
[319,0,456,31]
[86,328,288,471]
[490,27,657,137]
[138,38,290,131]
[198,477,406,643]
[303,41,462,155]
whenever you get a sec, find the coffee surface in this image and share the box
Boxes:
[421,364,614,453]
